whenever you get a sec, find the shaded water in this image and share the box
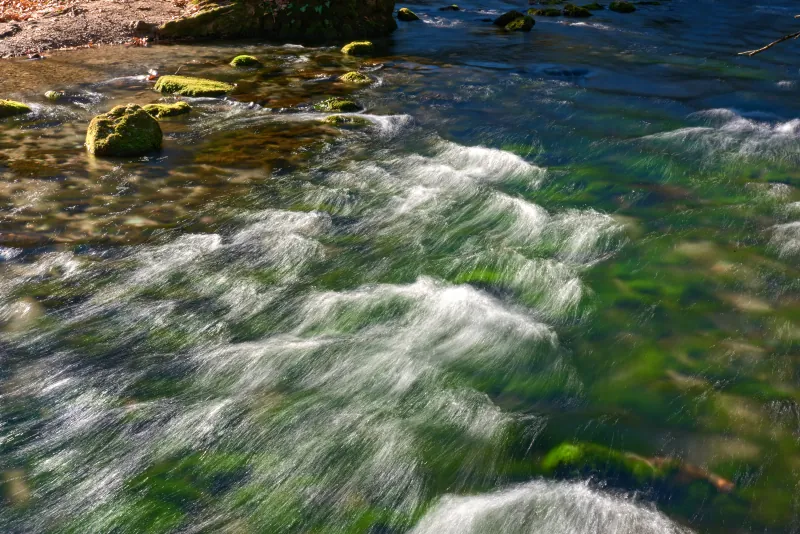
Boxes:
[2,0,800,532]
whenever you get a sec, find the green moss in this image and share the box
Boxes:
[230,54,261,67]
[338,71,372,84]
[314,97,363,113]
[542,442,663,487]
[85,104,162,157]
[493,10,524,26]
[142,101,192,119]
[44,90,65,101]
[563,3,593,16]
[341,41,375,56]
[397,7,420,21]
[582,2,604,9]
[0,99,31,118]
[322,115,371,127]
[440,4,460,10]
[505,15,535,31]
[610,1,636,11]
[529,7,562,16]
[153,75,234,97]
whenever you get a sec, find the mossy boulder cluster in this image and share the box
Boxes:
[230,54,261,67]
[85,104,162,157]
[158,0,397,43]
[494,11,535,32]
[397,8,420,21]
[0,99,31,118]
[154,75,234,97]
[143,101,192,119]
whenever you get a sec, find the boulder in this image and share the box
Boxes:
[44,90,65,101]
[314,97,363,112]
[530,8,562,16]
[563,3,593,17]
[583,2,604,9]
[143,101,192,119]
[154,75,234,97]
[341,41,375,56]
[505,15,535,31]
[230,54,261,67]
[85,104,162,157]
[323,115,371,127]
[439,4,460,11]
[494,10,525,26]
[157,0,397,43]
[610,1,636,12]
[397,8,420,21]
[338,71,372,84]
[0,99,31,118]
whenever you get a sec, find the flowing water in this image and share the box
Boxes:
[1,0,800,532]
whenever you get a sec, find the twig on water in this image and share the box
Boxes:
[739,17,800,56]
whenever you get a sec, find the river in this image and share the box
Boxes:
[1,1,799,532]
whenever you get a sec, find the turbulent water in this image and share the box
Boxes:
[1,0,800,532]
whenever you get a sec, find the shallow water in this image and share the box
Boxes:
[1,0,800,532]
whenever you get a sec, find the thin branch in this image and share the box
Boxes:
[739,30,800,56]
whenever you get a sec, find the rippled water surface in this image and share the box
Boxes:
[2,1,800,532]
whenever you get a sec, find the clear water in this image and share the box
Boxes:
[1,1,800,532]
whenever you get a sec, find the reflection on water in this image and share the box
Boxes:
[2,1,800,533]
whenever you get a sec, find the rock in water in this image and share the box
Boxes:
[85,104,162,157]
[563,3,593,17]
[314,98,363,113]
[440,4,460,11]
[505,15,535,32]
[154,75,234,97]
[341,41,375,56]
[338,71,372,84]
[530,8,562,16]
[323,115,371,127]
[44,90,65,101]
[0,99,31,118]
[494,11,525,26]
[610,1,636,12]
[230,54,261,67]
[143,101,192,119]
[398,8,420,21]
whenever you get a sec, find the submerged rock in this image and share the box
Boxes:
[563,4,593,17]
[323,115,371,127]
[583,2,605,9]
[0,99,31,118]
[610,1,636,12]
[505,15,535,31]
[44,90,65,101]
[230,54,261,67]
[85,104,162,157]
[341,41,375,56]
[440,4,460,11]
[158,0,397,43]
[338,71,372,84]
[397,7,420,21]
[494,10,525,26]
[154,75,234,97]
[143,101,192,119]
[530,8,562,16]
[314,97,363,113]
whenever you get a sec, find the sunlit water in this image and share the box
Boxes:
[1,0,800,532]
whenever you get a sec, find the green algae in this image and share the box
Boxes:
[338,71,372,84]
[314,97,363,113]
[505,15,535,32]
[230,54,262,67]
[154,75,234,97]
[85,104,162,157]
[341,41,375,56]
[143,101,192,119]
[0,99,31,118]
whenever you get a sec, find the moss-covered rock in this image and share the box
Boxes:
[230,54,261,67]
[322,115,371,127]
[563,3,593,17]
[158,0,397,43]
[85,104,162,157]
[610,1,636,12]
[143,101,192,119]
[338,71,372,84]
[397,7,420,21]
[505,15,535,31]
[494,10,525,26]
[314,97,363,113]
[154,75,234,97]
[44,90,65,102]
[0,99,31,118]
[341,41,375,56]
[583,2,604,9]
[530,8,562,16]
[440,4,460,10]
